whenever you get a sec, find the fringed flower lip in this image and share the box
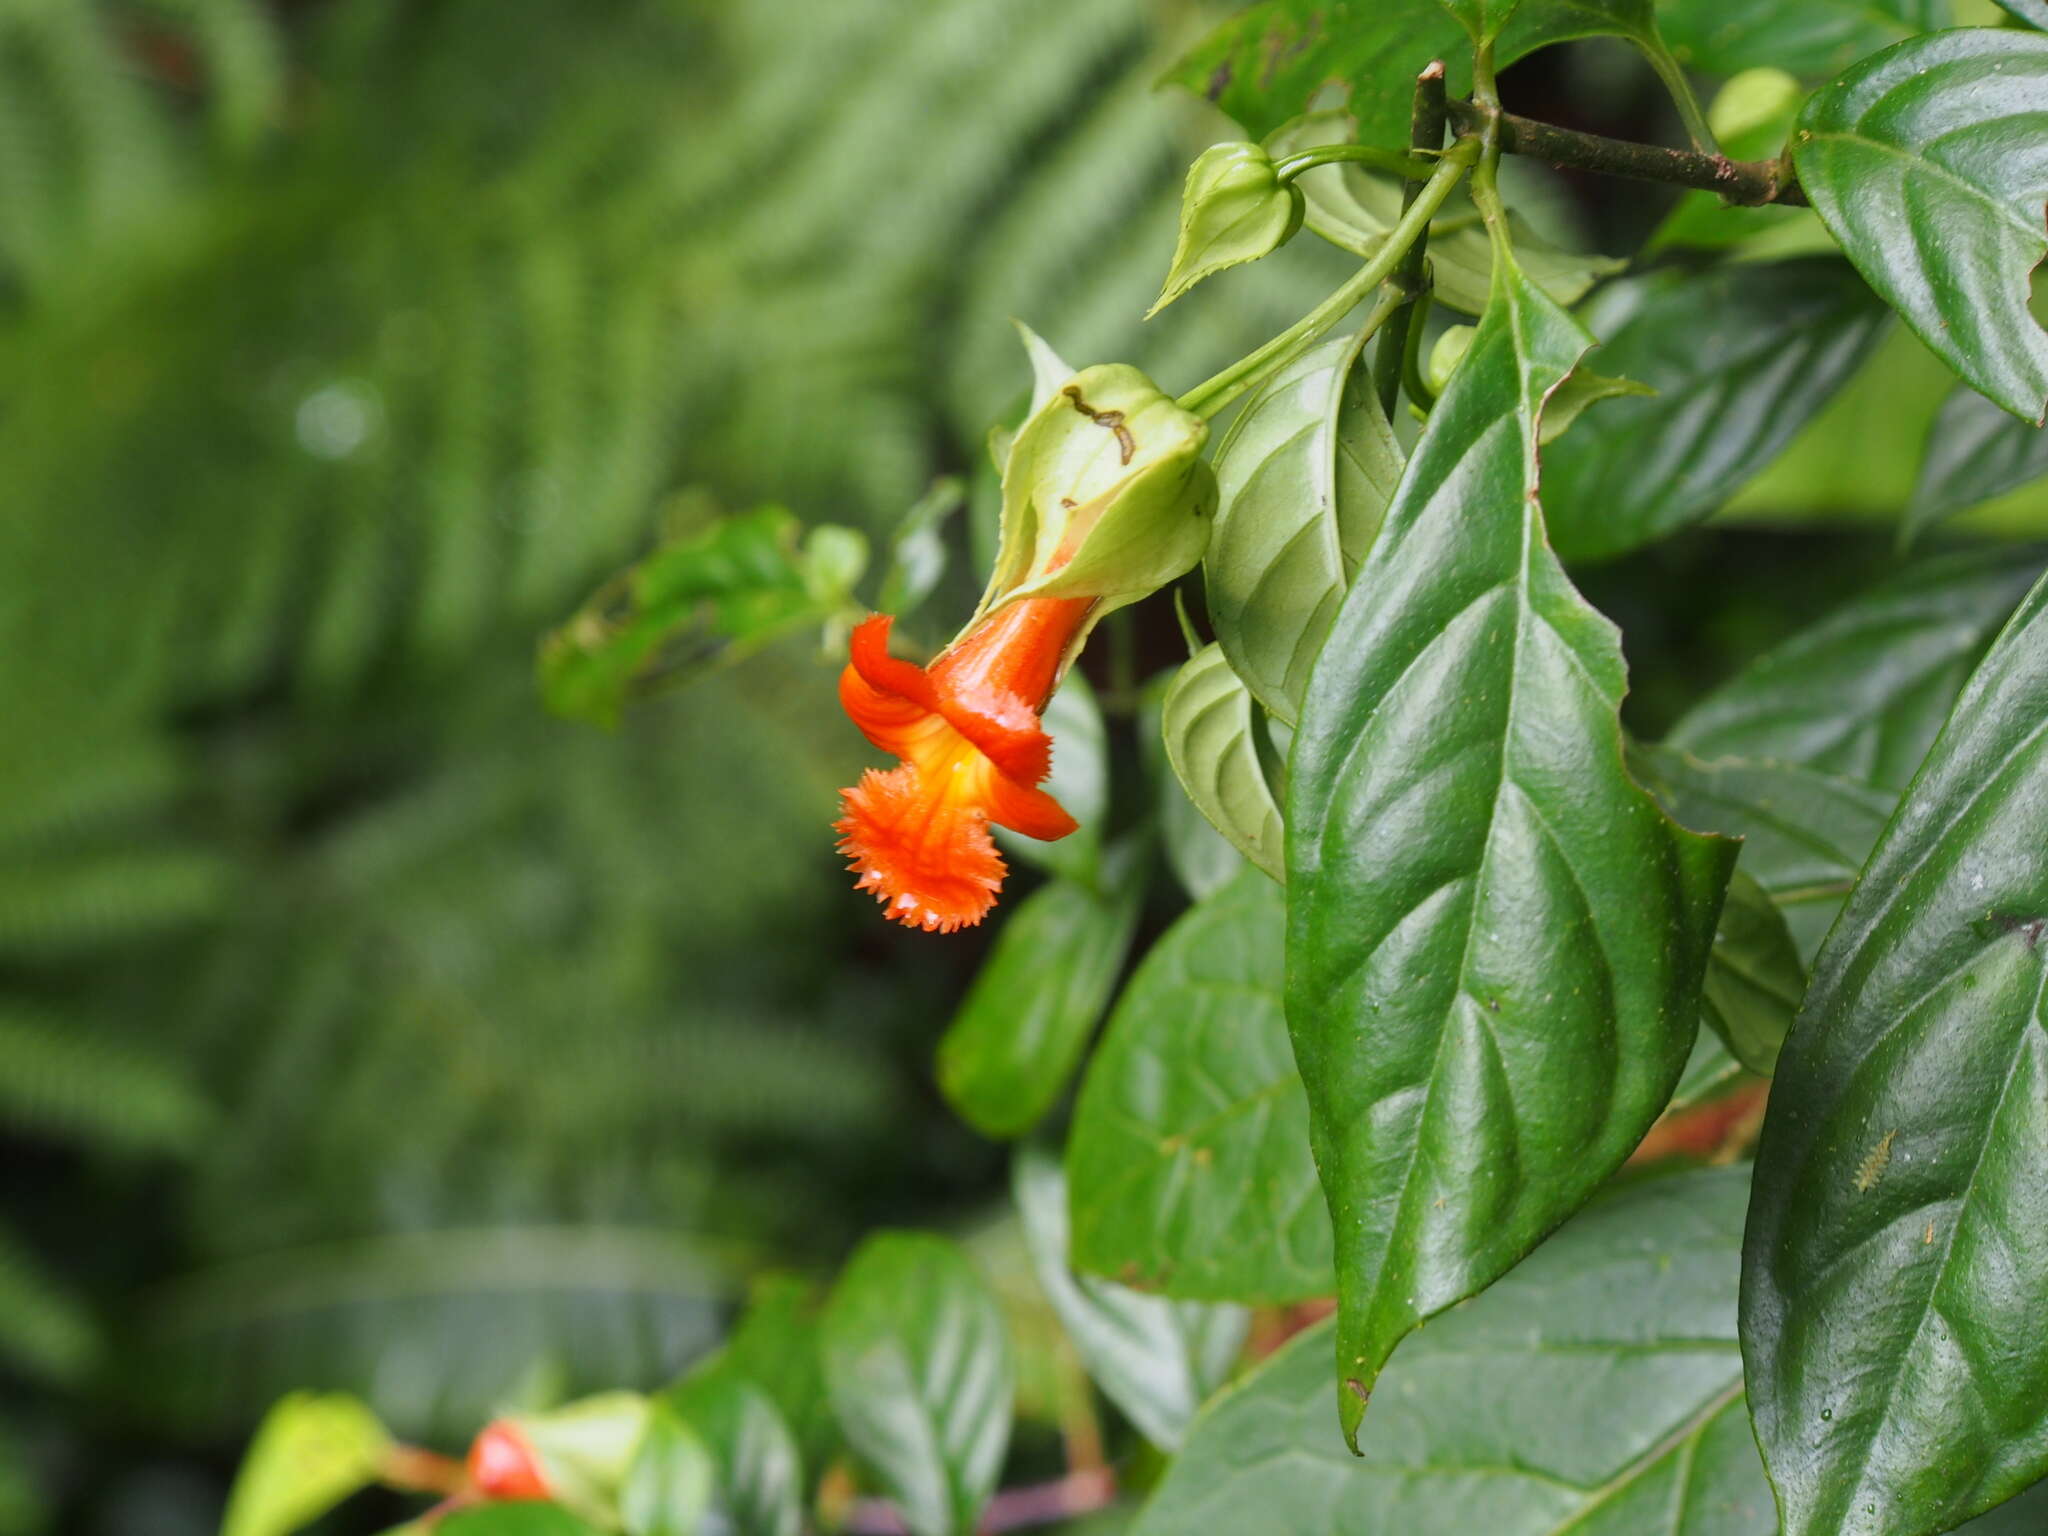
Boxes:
[835,600,1092,932]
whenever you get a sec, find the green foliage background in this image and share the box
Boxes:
[5,2,2041,1533]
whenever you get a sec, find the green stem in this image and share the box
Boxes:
[1372,60,1449,420]
[1273,143,1438,183]
[1640,35,1718,154]
[1176,143,1477,420]
[1400,287,1438,412]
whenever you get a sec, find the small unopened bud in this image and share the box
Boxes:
[1150,142,1304,317]
[467,1420,550,1502]
[1426,326,1476,397]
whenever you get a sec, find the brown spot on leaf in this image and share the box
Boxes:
[1205,60,1233,101]
[1345,1377,1371,1404]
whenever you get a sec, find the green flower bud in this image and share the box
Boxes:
[1149,142,1304,317]
[973,330,1216,648]
[1425,325,1476,396]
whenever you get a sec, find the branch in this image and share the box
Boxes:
[1445,99,1807,207]
[1373,61,1449,419]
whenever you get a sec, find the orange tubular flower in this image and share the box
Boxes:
[836,597,1095,932]
[466,1420,550,1502]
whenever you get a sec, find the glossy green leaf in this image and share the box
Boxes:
[1151,143,1304,316]
[1141,670,1248,902]
[1273,113,1624,318]
[1968,1477,2048,1531]
[936,859,1143,1140]
[1631,745,1894,962]
[1012,1147,1248,1453]
[1908,386,2048,542]
[1509,0,1656,48]
[1658,0,1943,78]
[723,1277,836,1480]
[821,1233,1012,1536]
[1668,547,2046,790]
[1159,647,1285,885]
[618,1404,714,1536]
[1436,0,1525,43]
[1701,868,1804,1076]
[664,1366,804,1536]
[1205,326,1400,724]
[1544,260,1888,562]
[1536,367,1657,444]
[538,507,863,729]
[1066,869,1331,1303]
[222,1392,390,1536]
[1133,1168,1771,1535]
[1997,0,2048,28]
[995,671,1106,885]
[1743,566,2048,1536]
[1286,240,1734,1445]
[438,1508,602,1536]
[1794,29,2048,424]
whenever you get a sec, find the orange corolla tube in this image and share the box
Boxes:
[836,596,1095,933]
[466,1419,550,1502]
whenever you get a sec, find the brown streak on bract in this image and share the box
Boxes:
[1062,385,1136,464]
[1205,59,1233,102]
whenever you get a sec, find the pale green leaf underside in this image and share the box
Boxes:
[1160,646,1286,884]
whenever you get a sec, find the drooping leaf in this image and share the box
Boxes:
[1793,29,2048,423]
[1012,1147,1248,1453]
[936,857,1144,1140]
[1544,260,1888,562]
[1286,237,1735,1445]
[1535,368,1657,444]
[1667,548,2046,791]
[1272,113,1624,317]
[1159,647,1285,885]
[1066,868,1331,1303]
[222,1392,390,1536]
[1204,326,1400,723]
[995,671,1106,885]
[663,1366,803,1536]
[1140,670,1249,902]
[538,507,865,729]
[1658,0,1944,79]
[617,1404,715,1536]
[821,1233,1012,1536]
[1701,868,1805,1076]
[1631,745,1895,961]
[1907,386,2048,543]
[1133,1168,1770,1535]
[1743,566,2048,1536]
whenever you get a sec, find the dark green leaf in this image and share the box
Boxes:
[1743,566,2048,1536]
[1066,868,1331,1303]
[1133,1169,1770,1535]
[1659,0,1941,78]
[663,1366,804,1536]
[1668,548,2046,791]
[1287,238,1734,1445]
[1545,260,1888,562]
[1205,327,1399,724]
[1141,670,1249,902]
[1967,1477,2048,1531]
[538,507,864,729]
[723,1276,836,1479]
[821,1233,1012,1536]
[438,1509,603,1536]
[1273,113,1625,318]
[1631,746,1894,961]
[618,1404,714,1536]
[1159,647,1285,885]
[222,1392,389,1536]
[1701,868,1804,1076]
[995,672,1105,885]
[1012,1147,1247,1453]
[1505,0,1657,51]
[936,859,1144,1140]
[1908,386,2048,542]
[1794,29,2048,423]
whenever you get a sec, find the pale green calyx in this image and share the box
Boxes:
[1149,142,1304,318]
[973,328,1216,649]
[511,1392,652,1526]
